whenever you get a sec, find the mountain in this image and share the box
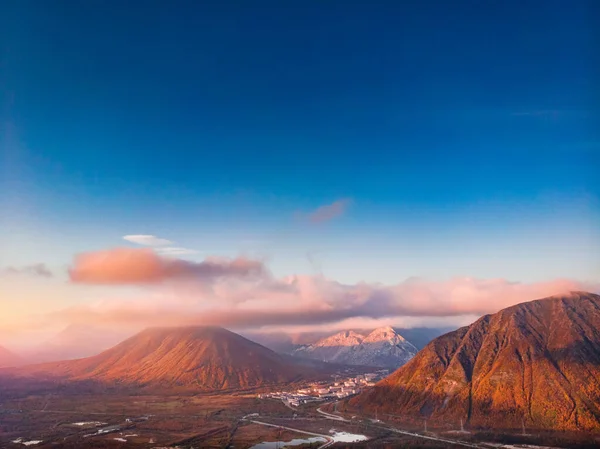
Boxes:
[0,345,24,368]
[24,324,135,363]
[23,326,323,390]
[348,292,600,431]
[293,326,417,368]
[245,327,450,354]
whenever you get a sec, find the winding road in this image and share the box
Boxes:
[373,422,486,448]
[316,407,348,422]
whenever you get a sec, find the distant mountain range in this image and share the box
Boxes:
[244,326,452,355]
[0,345,23,368]
[293,326,418,368]
[19,326,327,390]
[348,291,600,431]
[23,324,135,363]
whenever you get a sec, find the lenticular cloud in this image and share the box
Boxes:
[69,248,265,285]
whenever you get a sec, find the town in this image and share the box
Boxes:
[258,370,389,407]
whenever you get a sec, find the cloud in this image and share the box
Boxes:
[3,263,53,278]
[307,199,351,223]
[69,248,265,285]
[123,234,198,256]
[57,256,598,331]
[123,234,173,246]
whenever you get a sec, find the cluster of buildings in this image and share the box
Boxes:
[258,371,386,407]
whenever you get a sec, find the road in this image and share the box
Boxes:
[314,403,488,448]
[246,419,334,449]
[316,407,349,422]
[372,422,487,448]
[247,414,485,449]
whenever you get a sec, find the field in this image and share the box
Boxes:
[0,390,301,448]
[2,384,600,448]
[0,387,468,448]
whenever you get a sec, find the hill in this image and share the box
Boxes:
[0,345,24,368]
[293,326,417,368]
[348,291,600,431]
[23,326,324,390]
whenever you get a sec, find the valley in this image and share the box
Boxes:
[2,293,600,448]
[3,3,598,446]
[3,388,599,449]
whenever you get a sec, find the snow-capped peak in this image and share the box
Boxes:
[292,326,417,369]
[314,330,364,347]
[363,326,405,343]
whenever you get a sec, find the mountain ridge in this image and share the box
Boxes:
[293,326,417,368]
[347,291,600,431]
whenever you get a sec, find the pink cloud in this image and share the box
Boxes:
[308,199,352,223]
[69,248,265,285]
[54,268,597,332]
[5,247,591,337]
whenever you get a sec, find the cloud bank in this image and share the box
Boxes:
[59,248,597,332]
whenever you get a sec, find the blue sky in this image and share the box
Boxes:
[1,0,599,290]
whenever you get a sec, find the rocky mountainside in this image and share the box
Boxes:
[293,326,417,368]
[0,345,23,368]
[22,326,323,390]
[348,291,600,431]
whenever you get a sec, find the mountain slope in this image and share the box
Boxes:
[294,326,417,368]
[348,291,600,431]
[0,345,24,368]
[25,326,322,390]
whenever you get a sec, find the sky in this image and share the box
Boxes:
[1,1,599,347]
